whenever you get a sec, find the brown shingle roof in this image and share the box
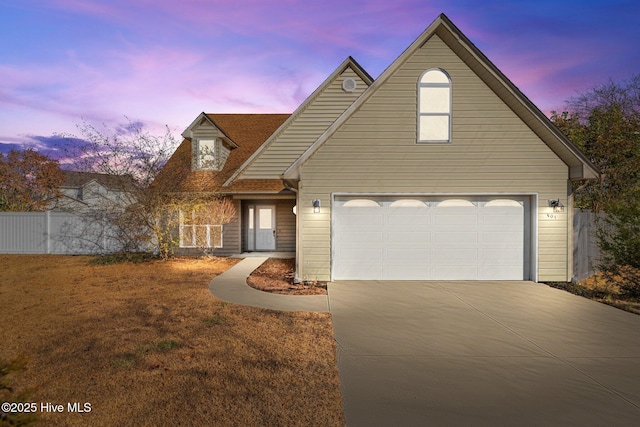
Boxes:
[155,114,290,193]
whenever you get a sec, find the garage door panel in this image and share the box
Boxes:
[387,247,431,260]
[480,248,523,263]
[434,213,478,227]
[433,248,478,264]
[434,266,478,280]
[385,266,431,280]
[337,213,383,229]
[482,215,522,228]
[386,208,431,230]
[387,217,431,231]
[337,231,384,247]
[479,266,522,280]
[337,258,383,267]
[335,247,383,260]
[335,265,384,280]
[333,196,527,280]
[480,232,523,248]
[387,232,430,246]
[434,231,478,247]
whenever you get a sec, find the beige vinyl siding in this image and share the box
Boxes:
[275,201,296,252]
[297,34,571,282]
[240,67,369,179]
[217,199,241,255]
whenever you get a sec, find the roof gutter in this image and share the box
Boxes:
[281,178,299,192]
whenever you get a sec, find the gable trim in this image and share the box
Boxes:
[282,13,598,181]
[181,112,239,149]
[224,56,374,187]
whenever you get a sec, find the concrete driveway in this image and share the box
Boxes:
[328,280,640,426]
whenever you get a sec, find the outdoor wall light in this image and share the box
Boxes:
[549,198,564,213]
[292,205,297,216]
[312,199,321,213]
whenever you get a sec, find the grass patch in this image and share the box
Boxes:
[112,340,181,369]
[150,339,180,352]
[111,352,138,369]
[88,252,159,265]
[138,339,182,355]
[0,255,344,426]
[203,314,227,326]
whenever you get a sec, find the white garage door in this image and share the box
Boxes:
[332,196,528,280]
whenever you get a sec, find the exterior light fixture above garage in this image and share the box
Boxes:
[549,198,564,212]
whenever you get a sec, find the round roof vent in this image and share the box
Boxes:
[342,78,357,93]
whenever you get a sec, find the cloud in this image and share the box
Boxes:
[2,0,640,146]
[0,135,88,168]
[0,142,26,156]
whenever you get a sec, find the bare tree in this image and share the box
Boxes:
[63,119,236,258]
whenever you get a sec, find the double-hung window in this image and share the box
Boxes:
[179,210,223,248]
[418,68,452,143]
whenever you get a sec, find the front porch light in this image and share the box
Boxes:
[312,199,321,213]
[549,198,564,213]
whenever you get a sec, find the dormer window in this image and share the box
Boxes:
[418,68,452,143]
[196,139,218,170]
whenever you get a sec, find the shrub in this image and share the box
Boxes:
[597,197,640,298]
[0,357,38,426]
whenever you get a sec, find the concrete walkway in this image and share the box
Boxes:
[208,257,329,312]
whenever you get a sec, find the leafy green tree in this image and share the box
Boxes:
[0,149,65,212]
[552,74,640,290]
[552,75,640,212]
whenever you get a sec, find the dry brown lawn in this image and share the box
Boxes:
[0,255,344,426]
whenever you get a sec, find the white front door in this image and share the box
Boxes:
[255,206,276,251]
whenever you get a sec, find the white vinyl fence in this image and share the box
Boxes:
[573,209,602,282]
[0,211,121,254]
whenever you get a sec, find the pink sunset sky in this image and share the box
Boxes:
[1,0,639,156]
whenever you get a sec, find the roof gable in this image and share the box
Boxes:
[283,14,598,181]
[62,170,135,191]
[181,113,239,148]
[225,56,373,184]
[155,114,289,193]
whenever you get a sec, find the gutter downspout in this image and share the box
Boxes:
[282,179,301,284]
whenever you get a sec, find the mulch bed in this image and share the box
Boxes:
[247,258,327,295]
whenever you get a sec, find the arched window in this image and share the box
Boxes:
[342,199,380,207]
[418,68,451,143]
[389,199,427,207]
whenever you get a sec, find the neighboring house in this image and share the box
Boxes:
[158,14,597,283]
[56,171,135,212]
